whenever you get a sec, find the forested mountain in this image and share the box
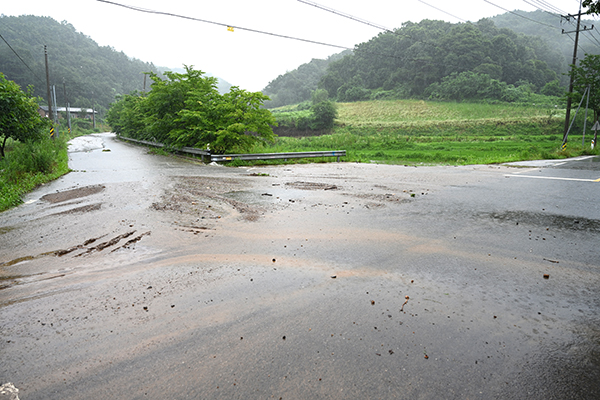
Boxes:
[261,50,351,108]
[0,15,158,116]
[492,9,599,64]
[261,11,600,107]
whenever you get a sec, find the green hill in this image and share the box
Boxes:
[0,15,161,116]
[261,11,600,107]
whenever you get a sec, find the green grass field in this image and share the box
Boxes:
[257,100,597,165]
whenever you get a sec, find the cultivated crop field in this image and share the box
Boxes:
[258,99,597,165]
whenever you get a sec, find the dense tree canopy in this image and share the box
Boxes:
[106,67,276,154]
[0,15,158,116]
[319,18,562,102]
[263,12,600,107]
[583,0,600,15]
[262,51,351,108]
[0,72,50,159]
[569,54,600,123]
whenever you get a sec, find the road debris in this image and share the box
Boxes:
[401,295,409,312]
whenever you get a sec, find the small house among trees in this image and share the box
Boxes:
[38,106,97,119]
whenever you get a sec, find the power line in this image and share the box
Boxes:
[527,0,566,15]
[584,29,600,47]
[562,11,600,50]
[296,0,443,50]
[297,0,392,32]
[96,0,353,52]
[482,0,558,29]
[0,33,46,85]
[415,0,468,22]
[96,0,420,62]
[521,0,561,17]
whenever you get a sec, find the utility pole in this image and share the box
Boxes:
[63,78,71,135]
[562,0,595,143]
[44,45,53,124]
[52,85,59,138]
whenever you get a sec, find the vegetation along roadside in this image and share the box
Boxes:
[0,73,102,212]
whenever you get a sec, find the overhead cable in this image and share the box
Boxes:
[96,0,353,52]
[521,0,561,17]
[0,33,46,85]
[482,0,558,29]
[296,0,441,49]
[96,0,416,60]
[415,0,468,22]
[528,0,566,15]
[297,0,392,32]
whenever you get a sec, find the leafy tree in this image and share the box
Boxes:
[311,89,329,104]
[105,92,146,138]
[583,0,600,14]
[426,71,499,101]
[108,66,276,154]
[0,73,50,159]
[568,54,600,123]
[310,100,337,130]
[540,80,565,97]
[207,87,276,153]
[262,51,350,108]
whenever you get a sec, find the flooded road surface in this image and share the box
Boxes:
[1,133,599,399]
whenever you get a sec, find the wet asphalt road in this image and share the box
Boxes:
[1,133,599,399]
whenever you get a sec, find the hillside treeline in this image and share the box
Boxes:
[262,12,600,107]
[323,19,562,100]
[493,10,600,65]
[0,15,158,115]
[262,50,351,108]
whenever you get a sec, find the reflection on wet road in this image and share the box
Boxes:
[1,133,599,399]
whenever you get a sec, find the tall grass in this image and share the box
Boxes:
[248,100,597,165]
[335,99,561,126]
[0,136,70,212]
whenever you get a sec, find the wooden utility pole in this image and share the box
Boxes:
[63,78,71,134]
[562,0,594,143]
[44,45,52,121]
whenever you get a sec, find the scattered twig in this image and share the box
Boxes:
[400,295,409,311]
[543,258,559,264]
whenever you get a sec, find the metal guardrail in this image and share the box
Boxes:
[119,136,211,162]
[118,136,346,163]
[210,150,346,163]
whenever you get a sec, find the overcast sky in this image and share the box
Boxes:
[1,0,589,91]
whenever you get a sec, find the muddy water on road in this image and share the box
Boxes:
[1,135,599,399]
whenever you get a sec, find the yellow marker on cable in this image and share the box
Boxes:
[227,26,234,32]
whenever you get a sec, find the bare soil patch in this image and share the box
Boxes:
[151,176,264,223]
[285,181,340,191]
[41,185,105,203]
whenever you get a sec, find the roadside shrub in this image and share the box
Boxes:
[310,100,337,130]
[71,118,93,130]
[3,136,60,182]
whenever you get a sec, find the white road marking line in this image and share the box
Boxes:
[505,174,598,182]
[513,168,542,174]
